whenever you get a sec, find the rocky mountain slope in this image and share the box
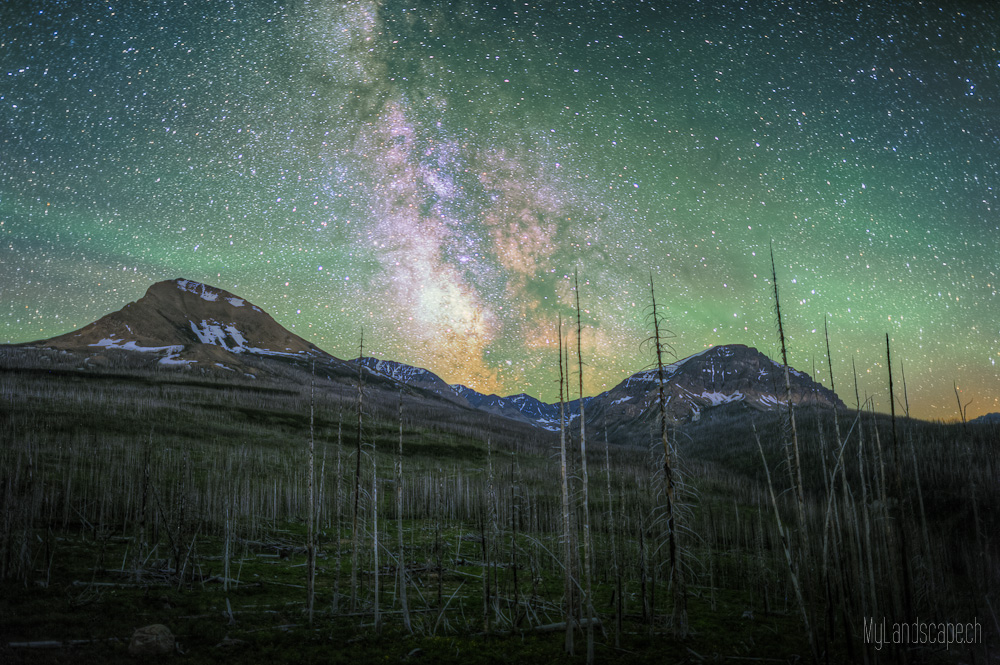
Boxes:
[585,344,844,439]
[354,345,844,438]
[354,357,470,407]
[29,278,336,377]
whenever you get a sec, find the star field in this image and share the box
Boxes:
[2,1,998,420]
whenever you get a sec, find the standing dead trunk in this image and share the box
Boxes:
[754,423,818,664]
[511,459,522,624]
[485,432,500,631]
[953,381,972,430]
[396,391,412,633]
[132,430,153,582]
[574,271,595,665]
[604,430,622,647]
[649,274,687,636]
[350,331,364,613]
[770,245,806,536]
[372,428,380,634]
[435,468,444,610]
[557,315,574,656]
[223,504,231,593]
[886,334,914,625]
[853,359,878,621]
[306,361,316,624]
[333,404,343,613]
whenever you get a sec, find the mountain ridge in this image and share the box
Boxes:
[23,278,845,437]
[354,346,844,435]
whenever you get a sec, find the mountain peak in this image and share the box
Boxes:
[588,343,845,433]
[33,278,324,371]
[141,278,261,312]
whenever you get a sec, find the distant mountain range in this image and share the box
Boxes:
[18,278,844,439]
[357,343,844,437]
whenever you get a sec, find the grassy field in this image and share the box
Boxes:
[1,348,996,663]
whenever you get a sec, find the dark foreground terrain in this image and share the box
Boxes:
[1,349,997,663]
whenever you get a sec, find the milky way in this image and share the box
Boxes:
[2,1,998,419]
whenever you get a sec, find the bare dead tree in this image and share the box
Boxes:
[770,244,806,535]
[604,426,622,648]
[824,316,844,469]
[649,273,687,637]
[558,314,574,656]
[853,358,878,620]
[886,334,914,625]
[754,422,818,664]
[396,390,412,633]
[954,381,973,431]
[575,270,595,664]
[333,402,343,613]
[350,330,364,613]
[372,418,381,634]
[307,361,316,624]
[132,429,153,582]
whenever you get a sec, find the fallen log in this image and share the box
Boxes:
[8,638,121,649]
[531,618,602,634]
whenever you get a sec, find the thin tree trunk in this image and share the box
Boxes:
[604,430,622,648]
[396,391,411,633]
[574,271,595,665]
[649,274,687,636]
[307,361,316,624]
[886,334,914,626]
[132,430,152,582]
[770,245,806,535]
[486,433,500,631]
[754,423,818,664]
[223,505,231,593]
[853,359,878,621]
[372,427,380,634]
[334,405,343,613]
[511,462,520,624]
[351,331,364,613]
[558,315,574,656]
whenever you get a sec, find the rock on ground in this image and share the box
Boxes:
[128,624,175,656]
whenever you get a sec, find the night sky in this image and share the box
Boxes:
[2,1,997,420]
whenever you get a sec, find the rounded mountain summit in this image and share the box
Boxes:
[34,278,327,370]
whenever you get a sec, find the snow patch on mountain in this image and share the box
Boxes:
[185,319,303,358]
[176,279,219,302]
[623,348,714,389]
[159,354,195,366]
[699,391,744,406]
[90,337,183,354]
[770,358,805,377]
[191,320,236,348]
[246,347,304,359]
[364,358,434,382]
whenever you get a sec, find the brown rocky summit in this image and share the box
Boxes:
[37,278,325,369]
